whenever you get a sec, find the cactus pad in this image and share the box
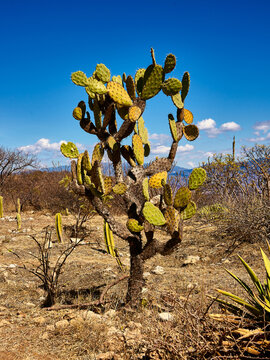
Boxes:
[113,182,127,195]
[117,105,130,121]
[181,72,190,102]
[76,153,84,185]
[174,187,192,209]
[188,168,207,190]
[107,136,117,150]
[126,219,144,233]
[164,206,178,234]
[60,142,79,158]
[144,143,151,157]
[168,114,178,142]
[183,109,193,124]
[142,201,166,226]
[111,75,122,85]
[164,54,176,74]
[104,177,113,195]
[91,144,104,165]
[87,77,107,95]
[181,201,196,220]
[71,71,88,86]
[161,78,182,96]
[73,106,83,120]
[163,183,173,206]
[149,171,167,188]
[132,134,144,165]
[129,105,141,122]
[135,68,146,96]
[121,145,136,167]
[82,150,92,173]
[183,125,199,141]
[141,65,163,100]
[95,63,111,83]
[171,93,184,109]
[126,75,136,100]
[107,81,133,107]
[142,177,150,201]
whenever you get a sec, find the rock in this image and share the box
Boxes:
[46,324,55,331]
[33,316,46,325]
[143,271,151,278]
[96,352,115,360]
[41,332,49,340]
[104,309,116,318]
[0,320,10,327]
[158,312,174,321]
[151,266,165,275]
[25,302,36,307]
[70,317,84,326]
[182,255,200,266]
[187,282,198,289]
[83,310,102,322]
[55,319,69,329]
[142,287,148,294]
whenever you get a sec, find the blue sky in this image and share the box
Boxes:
[0,0,270,168]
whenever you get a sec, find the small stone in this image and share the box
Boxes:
[83,310,102,321]
[182,255,200,266]
[55,319,69,329]
[151,266,165,275]
[70,317,84,326]
[104,309,116,318]
[25,302,35,307]
[143,272,151,278]
[158,312,174,321]
[142,287,148,294]
[46,324,55,331]
[33,316,46,325]
[0,320,10,327]
[96,352,115,360]
[41,332,49,340]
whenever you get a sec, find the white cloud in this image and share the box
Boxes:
[177,144,194,152]
[149,133,170,142]
[18,138,66,154]
[187,161,195,168]
[253,120,270,133]
[220,122,241,131]
[151,145,171,154]
[197,118,241,138]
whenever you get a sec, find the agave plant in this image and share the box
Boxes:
[212,240,270,320]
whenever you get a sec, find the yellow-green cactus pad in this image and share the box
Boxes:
[126,75,136,101]
[135,68,145,96]
[164,206,178,234]
[82,150,92,172]
[104,177,113,195]
[161,78,182,96]
[163,183,173,206]
[60,142,79,159]
[140,126,149,145]
[91,144,104,165]
[181,72,190,102]
[107,136,117,150]
[183,124,199,141]
[111,75,122,85]
[113,182,127,195]
[76,153,84,185]
[144,143,151,157]
[171,92,184,109]
[73,107,83,120]
[85,85,95,98]
[129,105,141,122]
[142,177,150,201]
[71,71,88,86]
[87,77,107,95]
[149,171,167,188]
[174,187,192,209]
[142,201,166,226]
[183,109,193,124]
[168,114,178,142]
[107,81,133,107]
[181,201,196,220]
[141,65,163,100]
[126,219,144,233]
[164,54,176,74]
[95,64,111,83]
[188,168,207,190]
[132,134,144,165]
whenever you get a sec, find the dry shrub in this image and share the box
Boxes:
[2,169,85,213]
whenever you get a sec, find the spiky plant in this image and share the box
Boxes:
[62,49,206,307]
[0,196,3,218]
[212,241,270,320]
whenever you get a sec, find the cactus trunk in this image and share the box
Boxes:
[126,238,144,307]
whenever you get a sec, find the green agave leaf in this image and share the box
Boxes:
[238,255,265,297]
[253,293,270,313]
[225,269,255,300]
[217,289,261,317]
[208,295,245,317]
[261,248,270,280]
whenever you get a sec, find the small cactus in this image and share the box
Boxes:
[55,213,63,243]
[0,196,3,218]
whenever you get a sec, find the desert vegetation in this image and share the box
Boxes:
[0,50,270,359]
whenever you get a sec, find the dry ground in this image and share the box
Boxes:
[0,210,268,359]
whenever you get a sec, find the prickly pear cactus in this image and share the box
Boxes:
[62,48,207,307]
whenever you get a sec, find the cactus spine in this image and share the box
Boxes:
[55,213,63,243]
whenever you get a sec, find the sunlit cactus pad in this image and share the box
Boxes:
[181,201,197,220]
[149,171,168,188]
[188,168,207,190]
[183,124,199,141]
[113,182,127,195]
[132,134,144,165]
[164,54,176,74]
[60,142,79,158]
[71,71,88,87]
[95,63,111,83]
[174,187,192,209]
[141,65,163,100]
[127,219,144,232]
[107,81,133,107]
[142,201,166,226]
